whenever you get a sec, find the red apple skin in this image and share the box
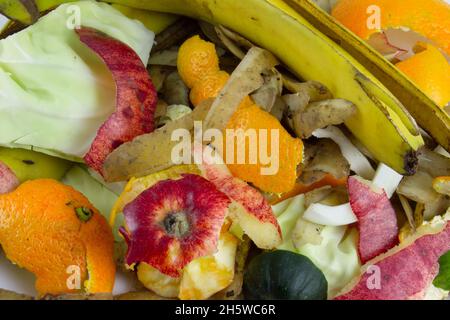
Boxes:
[0,161,19,194]
[121,174,230,277]
[348,176,398,264]
[195,145,281,249]
[76,27,157,175]
[203,162,278,228]
[335,222,450,300]
[200,159,282,249]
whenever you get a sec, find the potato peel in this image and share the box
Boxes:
[203,47,278,132]
[103,101,210,182]
[103,47,277,182]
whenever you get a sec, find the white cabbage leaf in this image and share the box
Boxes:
[273,194,361,298]
[0,1,154,160]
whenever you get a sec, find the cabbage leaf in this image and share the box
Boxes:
[61,164,123,240]
[0,1,154,160]
[273,194,360,298]
[61,165,118,219]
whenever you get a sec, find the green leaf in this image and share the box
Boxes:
[433,251,450,290]
[0,1,154,160]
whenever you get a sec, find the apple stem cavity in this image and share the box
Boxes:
[121,174,230,277]
[163,212,191,238]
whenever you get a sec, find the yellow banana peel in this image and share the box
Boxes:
[105,0,424,174]
[1,0,179,34]
[284,0,450,155]
[0,0,426,174]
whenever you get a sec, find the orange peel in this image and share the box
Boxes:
[331,0,450,56]
[396,43,450,107]
[0,179,115,296]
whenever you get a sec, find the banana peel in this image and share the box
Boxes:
[284,0,450,155]
[0,0,425,174]
[110,4,178,34]
[0,0,38,25]
[0,0,179,35]
[108,0,424,175]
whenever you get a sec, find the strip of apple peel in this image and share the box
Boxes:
[0,161,19,194]
[195,144,282,249]
[334,212,450,300]
[302,162,402,227]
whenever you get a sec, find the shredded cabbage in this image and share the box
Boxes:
[273,194,361,298]
[0,1,154,160]
[299,226,360,298]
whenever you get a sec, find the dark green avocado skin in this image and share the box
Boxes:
[244,250,328,300]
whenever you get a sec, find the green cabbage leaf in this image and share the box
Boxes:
[0,1,154,160]
[273,194,360,298]
[61,164,124,240]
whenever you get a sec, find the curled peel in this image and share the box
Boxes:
[121,174,230,277]
[348,176,398,264]
[76,27,157,175]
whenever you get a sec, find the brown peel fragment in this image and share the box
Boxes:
[203,47,278,132]
[103,100,210,182]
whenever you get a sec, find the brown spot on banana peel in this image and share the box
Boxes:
[404,150,419,177]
